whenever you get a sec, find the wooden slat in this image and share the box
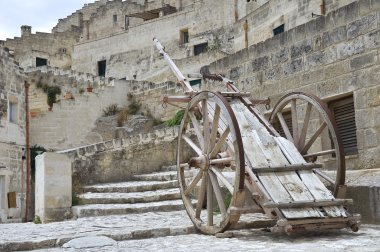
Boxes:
[251,163,322,173]
[231,102,323,219]
[275,137,347,218]
[263,199,353,208]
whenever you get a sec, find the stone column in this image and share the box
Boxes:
[35,153,71,223]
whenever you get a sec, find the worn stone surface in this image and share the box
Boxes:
[62,236,116,249]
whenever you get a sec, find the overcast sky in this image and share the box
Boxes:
[0,0,94,40]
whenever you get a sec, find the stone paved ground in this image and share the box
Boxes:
[29,225,380,252]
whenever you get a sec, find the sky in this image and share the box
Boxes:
[0,0,94,40]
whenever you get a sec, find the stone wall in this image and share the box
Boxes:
[0,47,26,222]
[3,27,81,70]
[207,0,380,171]
[27,77,132,150]
[59,127,180,185]
[235,0,358,51]
[71,0,236,80]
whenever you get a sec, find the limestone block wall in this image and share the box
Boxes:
[28,78,133,150]
[207,0,380,171]
[35,153,71,223]
[0,48,26,221]
[59,127,180,185]
[237,0,358,50]
[71,0,236,79]
[3,27,81,70]
[52,0,108,33]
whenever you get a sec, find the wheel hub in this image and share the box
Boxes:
[189,155,210,170]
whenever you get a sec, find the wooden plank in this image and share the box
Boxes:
[231,102,322,219]
[275,137,347,218]
[251,163,322,173]
[263,199,353,208]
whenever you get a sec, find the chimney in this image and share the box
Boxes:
[21,25,32,37]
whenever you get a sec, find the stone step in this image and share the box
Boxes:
[133,170,196,181]
[83,180,179,193]
[78,188,181,204]
[72,200,186,218]
[160,165,177,172]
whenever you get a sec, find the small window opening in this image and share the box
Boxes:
[9,101,18,124]
[98,60,107,77]
[113,14,118,23]
[180,29,189,44]
[194,43,208,56]
[36,57,47,67]
[273,24,284,36]
[125,16,130,30]
[329,96,358,155]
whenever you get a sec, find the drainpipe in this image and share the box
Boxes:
[243,20,248,49]
[320,0,325,15]
[24,81,30,222]
[234,0,238,22]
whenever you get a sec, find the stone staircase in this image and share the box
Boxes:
[72,166,188,218]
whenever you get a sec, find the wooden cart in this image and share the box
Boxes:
[153,38,360,235]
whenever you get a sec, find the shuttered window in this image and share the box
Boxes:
[329,96,358,155]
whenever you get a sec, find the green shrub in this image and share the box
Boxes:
[102,103,121,116]
[166,110,185,127]
[128,100,141,115]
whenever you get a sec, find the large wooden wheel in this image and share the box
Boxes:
[269,92,345,197]
[177,91,245,235]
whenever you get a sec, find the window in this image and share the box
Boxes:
[36,57,47,67]
[125,16,130,30]
[9,101,18,124]
[194,43,208,56]
[98,60,107,77]
[180,29,189,44]
[329,96,358,155]
[273,24,284,36]
[113,14,118,23]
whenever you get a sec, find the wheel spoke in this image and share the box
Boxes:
[202,100,210,154]
[210,127,230,158]
[298,102,312,149]
[210,167,234,194]
[277,112,293,142]
[208,104,221,154]
[195,175,207,219]
[207,173,213,226]
[182,135,203,156]
[291,99,299,145]
[301,122,327,154]
[184,171,204,196]
[188,111,205,151]
[313,169,335,185]
[209,170,227,216]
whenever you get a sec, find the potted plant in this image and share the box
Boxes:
[64,91,73,100]
[87,84,93,92]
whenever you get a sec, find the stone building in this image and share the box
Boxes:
[0,47,26,222]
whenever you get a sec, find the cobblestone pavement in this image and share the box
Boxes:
[31,225,380,252]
